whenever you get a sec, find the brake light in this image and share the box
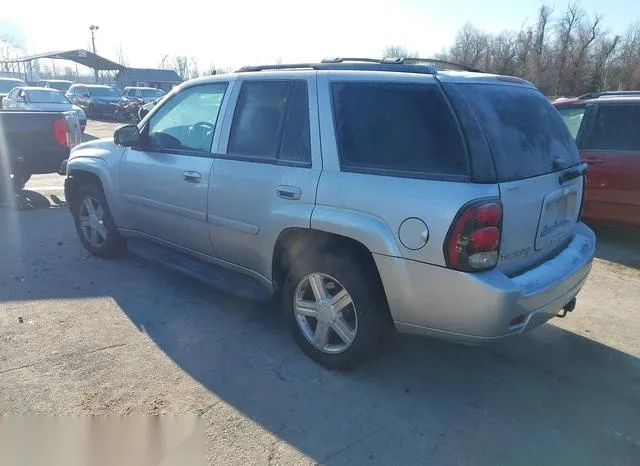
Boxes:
[444,199,503,272]
[53,119,69,147]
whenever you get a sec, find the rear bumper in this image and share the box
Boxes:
[375,222,596,343]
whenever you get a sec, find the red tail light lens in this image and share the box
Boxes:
[53,119,69,147]
[444,199,503,272]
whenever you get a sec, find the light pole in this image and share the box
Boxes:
[89,25,99,83]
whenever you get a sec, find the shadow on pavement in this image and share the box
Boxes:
[0,190,66,210]
[1,208,639,464]
[591,224,640,270]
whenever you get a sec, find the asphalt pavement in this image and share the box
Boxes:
[1,120,639,465]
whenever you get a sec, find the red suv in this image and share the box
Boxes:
[554,92,640,229]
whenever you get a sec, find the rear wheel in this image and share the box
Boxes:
[12,171,31,192]
[72,182,126,258]
[282,250,389,369]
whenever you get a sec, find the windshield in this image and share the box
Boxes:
[27,89,71,104]
[141,89,164,98]
[89,87,120,98]
[0,79,26,93]
[48,81,72,92]
[457,83,580,182]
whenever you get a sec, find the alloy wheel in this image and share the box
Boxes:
[293,273,358,354]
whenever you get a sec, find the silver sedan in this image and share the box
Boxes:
[2,86,87,132]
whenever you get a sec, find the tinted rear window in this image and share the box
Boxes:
[459,84,579,181]
[331,82,468,178]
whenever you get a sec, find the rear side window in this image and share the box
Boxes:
[459,84,580,181]
[331,83,468,178]
[229,80,311,164]
[583,105,640,151]
[556,106,586,139]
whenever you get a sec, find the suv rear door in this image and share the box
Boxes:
[578,102,640,228]
[455,82,584,276]
[208,74,321,280]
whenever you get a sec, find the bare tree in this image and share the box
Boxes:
[555,1,584,95]
[159,54,170,69]
[187,57,200,79]
[532,5,553,82]
[448,23,489,67]
[382,45,410,59]
[115,43,128,67]
[172,56,189,80]
[0,36,20,62]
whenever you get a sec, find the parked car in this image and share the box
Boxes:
[1,110,81,191]
[138,98,161,120]
[122,86,165,104]
[0,77,27,105]
[38,79,73,93]
[63,59,595,368]
[554,91,640,229]
[66,84,128,119]
[2,87,87,132]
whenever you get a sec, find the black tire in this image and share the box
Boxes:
[12,172,30,192]
[114,109,128,123]
[282,249,390,369]
[72,182,126,258]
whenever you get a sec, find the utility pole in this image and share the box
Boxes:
[89,25,99,83]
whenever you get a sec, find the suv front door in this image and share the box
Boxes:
[208,75,321,280]
[579,103,640,228]
[120,81,231,255]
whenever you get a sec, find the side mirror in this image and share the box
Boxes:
[114,125,141,147]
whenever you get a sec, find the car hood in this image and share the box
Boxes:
[69,138,123,161]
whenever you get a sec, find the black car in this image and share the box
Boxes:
[66,84,128,119]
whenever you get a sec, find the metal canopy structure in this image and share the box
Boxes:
[0,49,125,83]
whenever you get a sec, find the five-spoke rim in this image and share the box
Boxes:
[293,273,357,354]
[79,196,108,248]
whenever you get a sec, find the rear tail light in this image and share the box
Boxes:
[444,199,503,272]
[53,119,69,147]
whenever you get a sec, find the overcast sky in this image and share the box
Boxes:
[1,0,638,71]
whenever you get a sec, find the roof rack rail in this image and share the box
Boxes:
[577,90,640,100]
[321,57,405,64]
[404,57,484,73]
[235,60,438,75]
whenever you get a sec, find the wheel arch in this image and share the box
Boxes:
[66,157,127,228]
[271,228,390,315]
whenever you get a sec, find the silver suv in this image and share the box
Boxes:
[63,59,596,368]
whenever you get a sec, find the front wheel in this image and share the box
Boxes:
[282,250,390,369]
[72,183,126,258]
[114,108,128,123]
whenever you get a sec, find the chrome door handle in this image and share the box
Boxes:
[276,185,302,200]
[183,171,201,183]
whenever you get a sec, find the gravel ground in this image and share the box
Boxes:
[1,121,639,465]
